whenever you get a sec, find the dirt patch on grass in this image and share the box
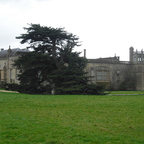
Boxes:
[0,90,19,93]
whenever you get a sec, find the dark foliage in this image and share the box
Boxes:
[83,84,105,95]
[13,24,104,95]
[119,77,136,90]
[4,83,52,94]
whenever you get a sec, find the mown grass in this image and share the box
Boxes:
[0,92,144,144]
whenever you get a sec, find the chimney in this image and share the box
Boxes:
[84,49,86,58]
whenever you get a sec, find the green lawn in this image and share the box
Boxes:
[0,92,144,144]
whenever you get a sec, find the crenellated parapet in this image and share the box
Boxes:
[129,47,144,63]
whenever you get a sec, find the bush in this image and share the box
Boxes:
[4,83,52,94]
[83,84,105,95]
[4,83,20,91]
[4,83,105,95]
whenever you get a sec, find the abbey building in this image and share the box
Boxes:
[86,47,144,90]
[0,47,29,85]
[0,46,144,90]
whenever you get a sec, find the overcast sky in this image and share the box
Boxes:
[0,0,144,61]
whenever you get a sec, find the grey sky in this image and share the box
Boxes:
[0,0,144,60]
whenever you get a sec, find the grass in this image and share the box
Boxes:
[0,92,144,144]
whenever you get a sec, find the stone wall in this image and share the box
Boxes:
[0,56,19,84]
[86,61,132,90]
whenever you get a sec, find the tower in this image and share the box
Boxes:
[129,47,134,62]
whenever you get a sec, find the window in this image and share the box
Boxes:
[97,70,109,81]
[138,57,141,61]
[96,66,109,82]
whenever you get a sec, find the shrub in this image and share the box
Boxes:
[4,83,52,94]
[4,83,105,95]
[83,84,105,95]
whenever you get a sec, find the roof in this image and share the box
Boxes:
[0,48,30,58]
[87,56,122,64]
[87,56,130,64]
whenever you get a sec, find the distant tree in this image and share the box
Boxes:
[14,24,104,94]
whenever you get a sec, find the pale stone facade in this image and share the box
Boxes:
[0,47,29,86]
[0,46,144,90]
[86,47,144,90]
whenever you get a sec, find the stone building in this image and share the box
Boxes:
[0,47,29,85]
[86,47,144,90]
[0,46,144,90]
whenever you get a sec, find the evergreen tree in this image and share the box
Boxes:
[16,24,80,70]
[14,52,55,94]
[51,49,88,94]
[14,24,104,94]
